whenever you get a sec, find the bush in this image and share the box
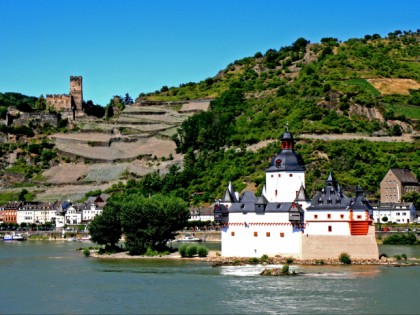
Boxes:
[394,254,402,260]
[260,254,269,263]
[178,244,188,257]
[315,259,325,265]
[286,257,294,264]
[186,244,198,257]
[248,257,259,264]
[197,245,209,257]
[281,264,289,274]
[83,248,90,257]
[401,254,407,260]
[383,233,418,245]
[339,252,352,264]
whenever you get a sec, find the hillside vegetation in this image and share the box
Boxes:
[0,30,419,205]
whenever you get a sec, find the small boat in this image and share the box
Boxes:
[3,232,26,241]
[177,234,202,242]
[77,235,91,241]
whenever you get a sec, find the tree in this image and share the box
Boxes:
[109,193,189,255]
[123,93,134,105]
[88,204,122,250]
[402,191,420,210]
[35,95,46,111]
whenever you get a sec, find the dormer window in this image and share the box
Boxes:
[275,159,281,167]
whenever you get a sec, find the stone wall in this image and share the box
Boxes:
[46,94,71,111]
[301,226,379,259]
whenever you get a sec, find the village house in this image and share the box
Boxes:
[372,202,416,224]
[189,207,214,221]
[380,168,419,203]
[215,129,378,259]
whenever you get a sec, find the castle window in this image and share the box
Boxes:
[328,226,332,232]
[231,231,235,236]
[266,232,270,237]
[357,215,362,219]
[280,232,285,237]
[254,232,258,237]
[275,190,278,196]
[271,175,273,178]
[289,174,293,177]
[327,214,331,219]
[340,214,344,219]
[278,174,281,177]
[314,214,318,219]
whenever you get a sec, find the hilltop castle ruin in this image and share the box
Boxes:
[46,76,83,112]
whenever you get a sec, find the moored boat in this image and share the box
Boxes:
[177,234,202,242]
[3,232,26,241]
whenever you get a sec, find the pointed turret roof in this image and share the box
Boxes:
[295,184,309,202]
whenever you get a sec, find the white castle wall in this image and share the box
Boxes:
[265,171,305,202]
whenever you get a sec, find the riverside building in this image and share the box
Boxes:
[214,129,379,259]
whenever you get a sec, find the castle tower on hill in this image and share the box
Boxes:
[70,76,83,111]
[46,76,83,112]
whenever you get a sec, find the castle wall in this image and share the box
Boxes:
[301,226,379,259]
[46,94,71,110]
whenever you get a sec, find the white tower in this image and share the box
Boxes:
[264,130,306,202]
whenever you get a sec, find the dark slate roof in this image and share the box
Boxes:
[267,150,305,172]
[241,191,258,203]
[221,182,239,203]
[390,169,419,185]
[228,201,301,213]
[267,130,305,172]
[307,174,372,211]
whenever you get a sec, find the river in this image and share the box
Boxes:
[0,241,419,314]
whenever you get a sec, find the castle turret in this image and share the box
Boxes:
[265,129,306,202]
[70,76,83,111]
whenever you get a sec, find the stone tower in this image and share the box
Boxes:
[70,76,83,110]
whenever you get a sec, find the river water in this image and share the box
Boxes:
[0,241,419,314]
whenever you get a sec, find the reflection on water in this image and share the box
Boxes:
[0,241,419,314]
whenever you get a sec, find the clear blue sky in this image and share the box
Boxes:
[1,0,419,105]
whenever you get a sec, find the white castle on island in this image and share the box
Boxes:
[214,129,379,259]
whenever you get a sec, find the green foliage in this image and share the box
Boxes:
[339,252,352,264]
[281,264,290,274]
[260,254,269,263]
[383,233,418,245]
[0,92,37,110]
[109,193,189,255]
[178,244,188,257]
[88,204,122,249]
[83,248,90,257]
[285,257,294,264]
[401,253,408,260]
[185,244,198,257]
[197,245,209,257]
[248,257,259,264]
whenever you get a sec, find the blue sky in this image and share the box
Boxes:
[1,0,419,105]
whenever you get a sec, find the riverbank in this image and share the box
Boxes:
[88,249,420,266]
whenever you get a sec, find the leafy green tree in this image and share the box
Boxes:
[117,194,189,255]
[89,205,122,250]
[35,95,46,111]
[402,191,420,210]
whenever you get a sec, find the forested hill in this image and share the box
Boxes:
[132,30,420,204]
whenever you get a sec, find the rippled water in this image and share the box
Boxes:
[0,241,419,314]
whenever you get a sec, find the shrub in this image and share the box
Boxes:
[260,254,269,263]
[315,259,325,265]
[281,264,289,274]
[248,257,259,264]
[401,254,407,260]
[178,244,188,257]
[83,248,90,257]
[145,247,159,256]
[197,245,209,257]
[379,253,388,259]
[186,244,198,257]
[339,252,352,264]
[394,254,402,260]
[286,257,294,264]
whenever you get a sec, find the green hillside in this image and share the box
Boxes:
[131,30,420,204]
[1,30,420,206]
